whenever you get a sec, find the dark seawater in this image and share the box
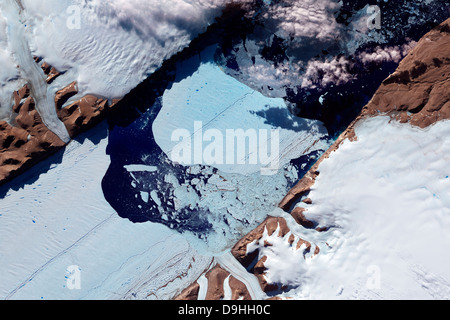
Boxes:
[102,98,216,232]
[101,62,325,235]
[101,0,449,236]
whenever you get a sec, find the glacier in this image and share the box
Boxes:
[267,117,450,299]
[0,0,449,301]
[0,122,212,300]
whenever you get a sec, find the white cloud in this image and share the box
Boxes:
[301,56,354,89]
[358,41,418,65]
[265,0,342,41]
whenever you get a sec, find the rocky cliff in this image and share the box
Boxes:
[176,17,450,301]
[0,60,117,185]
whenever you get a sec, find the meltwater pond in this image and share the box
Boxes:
[102,46,330,254]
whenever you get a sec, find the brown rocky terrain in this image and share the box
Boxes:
[0,86,66,183]
[0,11,448,301]
[174,265,251,300]
[176,18,450,300]
[231,216,318,295]
[0,60,119,186]
[175,216,319,300]
[40,61,61,84]
[54,82,117,139]
[280,17,450,225]
[231,217,293,294]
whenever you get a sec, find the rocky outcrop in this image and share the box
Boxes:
[54,81,78,109]
[0,60,119,186]
[174,265,251,300]
[232,217,291,269]
[40,61,61,84]
[177,18,450,300]
[231,216,318,295]
[280,17,450,221]
[0,89,66,183]
[363,19,450,128]
[54,82,114,139]
[204,265,251,300]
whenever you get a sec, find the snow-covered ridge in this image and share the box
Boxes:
[285,116,450,299]
[176,17,450,300]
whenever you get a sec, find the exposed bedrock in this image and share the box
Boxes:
[0,60,118,186]
[54,81,116,139]
[280,17,450,228]
[174,265,251,301]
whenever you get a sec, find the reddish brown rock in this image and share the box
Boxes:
[231,216,315,295]
[40,61,61,84]
[314,245,320,256]
[40,62,52,74]
[57,94,110,139]
[252,256,279,293]
[174,265,251,300]
[0,93,66,184]
[296,238,312,253]
[228,275,252,300]
[291,207,315,229]
[204,266,230,300]
[12,85,30,113]
[55,81,113,139]
[363,18,450,128]
[55,81,78,109]
[55,82,113,138]
[279,170,319,212]
[0,58,119,186]
[174,282,200,300]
